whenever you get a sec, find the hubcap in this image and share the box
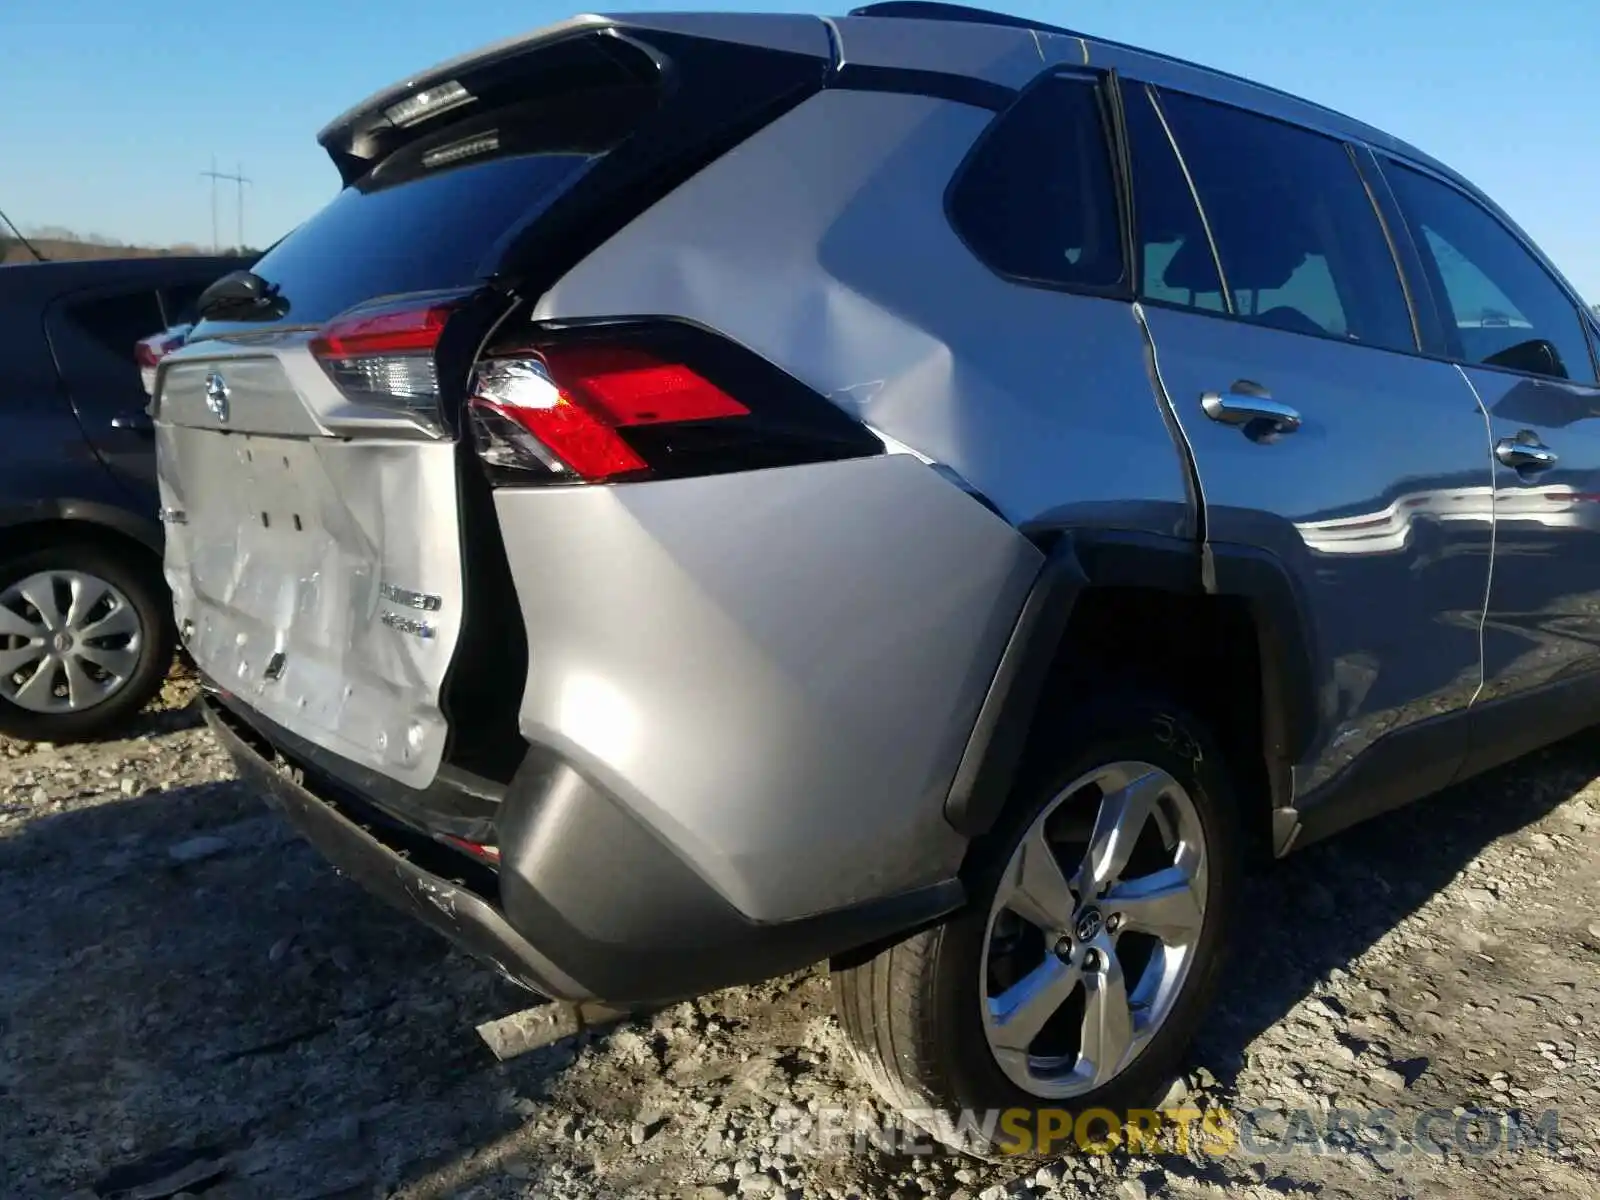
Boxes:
[0,570,143,714]
[979,761,1209,1099]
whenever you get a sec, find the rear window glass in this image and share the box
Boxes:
[196,85,657,335]
[210,152,592,330]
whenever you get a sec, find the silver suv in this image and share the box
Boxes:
[156,2,1600,1152]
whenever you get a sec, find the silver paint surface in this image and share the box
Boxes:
[493,454,1041,923]
[535,89,1191,533]
[1139,306,1494,797]
[157,347,466,789]
[1462,365,1600,703]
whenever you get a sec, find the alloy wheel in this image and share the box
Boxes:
[979,760,1209,1099]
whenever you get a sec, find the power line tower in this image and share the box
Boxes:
[200,158,252,252]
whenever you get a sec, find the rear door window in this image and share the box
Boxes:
[58,289,165,363]
[947,73,1127,292]
[1382,161,1596,383]
[158,281,210,326]
[46,286,165,427]
[1149,90,1416,354]
[1123,84,1225,313]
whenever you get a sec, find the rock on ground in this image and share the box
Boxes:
[2,675,1599,1198]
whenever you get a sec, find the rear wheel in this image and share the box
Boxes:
[831,693,1241,1158]
[0,542,174,742]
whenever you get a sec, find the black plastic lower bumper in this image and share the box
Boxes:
[203,695,965,1007]
[202,699,589,1000]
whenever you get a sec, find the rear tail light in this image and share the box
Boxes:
[438,833,501,864]
[309,295,465,432]
[467,322,882,485]
[134,328,188,396]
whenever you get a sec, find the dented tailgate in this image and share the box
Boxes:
[157,347,465,790]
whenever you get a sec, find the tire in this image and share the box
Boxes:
[0,540,175,742]
[831,691,1241,1159]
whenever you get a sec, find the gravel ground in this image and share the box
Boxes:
[3,678,1600,1200]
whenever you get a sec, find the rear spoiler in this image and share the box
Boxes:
[315,12,834,186]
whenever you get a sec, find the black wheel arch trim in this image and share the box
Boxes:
[944,529,1320,836]
[943,533,1089,836]
[0,499,162,555]
[1204,540,1322,810]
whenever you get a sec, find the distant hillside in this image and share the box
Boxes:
[1,230,247,265]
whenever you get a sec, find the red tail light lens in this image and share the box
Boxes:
[135,328,188,396]
[467,321,884,486]
[309,303,454,358]
[309,296,465,429]
[469,346,749,482]
[438,833,501,864]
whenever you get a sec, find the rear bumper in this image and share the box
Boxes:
[203,694,964,1006]
[202,697,589,1000]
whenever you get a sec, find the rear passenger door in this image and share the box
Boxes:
[1118,82,1493,807]
[45,285,167,495]
[1376,156,1600,764]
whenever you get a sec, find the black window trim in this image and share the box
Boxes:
[1347,142,1426,355]
[935,58,1597,389]
[1137,82,1234,315]
[1371,148,1600,389]
[1129,79,1424,357]
[941,65,1136,302]
[1587,311,1600,384]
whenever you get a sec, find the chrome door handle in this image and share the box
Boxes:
[1495,433,1557,471]
[1200,382,1301,434]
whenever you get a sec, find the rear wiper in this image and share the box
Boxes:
[196,269,289,321]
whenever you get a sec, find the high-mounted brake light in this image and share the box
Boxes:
[135,328,188,396]
[469,346,749,481]
[384,80,473,128]
[310,297,463,426]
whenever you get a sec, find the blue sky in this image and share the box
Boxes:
[5,0,1596,298]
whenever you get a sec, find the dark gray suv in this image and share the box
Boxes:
[155,2,1600,1153]
[0,254,248,740]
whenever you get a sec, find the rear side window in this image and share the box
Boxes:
[1153,91,1416,354]
[60,290,165,361]
[948,74,1126,291]
[1383,162,1597,383]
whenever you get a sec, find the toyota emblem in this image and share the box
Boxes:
[204,371,230,422]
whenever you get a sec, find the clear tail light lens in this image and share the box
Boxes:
[309,296,465,432]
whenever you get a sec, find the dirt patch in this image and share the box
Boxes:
[3,695,1599,1199]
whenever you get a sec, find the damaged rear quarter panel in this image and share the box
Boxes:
[532,88,1189,532]
[493,455,1042,924]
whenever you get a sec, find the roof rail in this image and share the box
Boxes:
[848,0,1378,149]
[846,2,1079,38]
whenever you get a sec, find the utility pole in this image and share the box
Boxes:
[201,158,251,252]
